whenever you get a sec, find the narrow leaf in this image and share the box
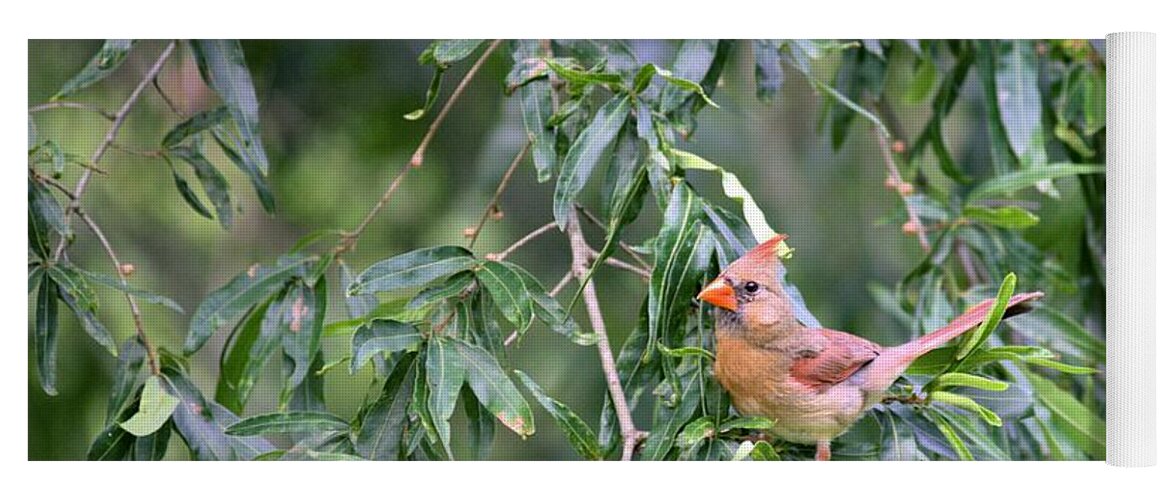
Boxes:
[350,319,424,374]
[348,246,475,296]
[225,411,350,436]
[553,95,631,229]
[475,260,535,333]
[54,39,134,99]
[119,375,181,437]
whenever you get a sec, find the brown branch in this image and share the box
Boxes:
[28,101,116,121]
[588,249,652,280]
[565,211,644,461]
[29,170,77,199]
[503,270,574,347]
[574,204,653,271]
[467,142,531,249]
[874,127,932,252]
[486,221,558,262]
[78,211,158,375]
[53,41,177,261]
[339,40,502,253]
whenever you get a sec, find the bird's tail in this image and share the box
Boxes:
[861,291,1045,393]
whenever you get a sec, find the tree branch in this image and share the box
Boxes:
[339,40,502,252]
[575,204,653,271]
[28,101,116,121]
[78,210,158,375]
[468,142,530,249]
[53,41,177,261]
[486,221,558,262]
[874,126,932,252]
[565,211,644,461]
[588,249,652,280]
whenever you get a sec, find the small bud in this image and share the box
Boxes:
[491,208,505,221]
[463,227,477,238]
[897,182,914,197]
[484,253,502,262]
[902,220,920,236]
[410,152,424,168]
[119,263,135,278]
[891,140,906,154]
[884,176,899,190]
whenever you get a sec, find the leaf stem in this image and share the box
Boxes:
[565,211,645,460]
[28,101,116,121]
[338,40,503,253]
[574,204,652,271]
[468,142,531,249]
[488,221,558,261]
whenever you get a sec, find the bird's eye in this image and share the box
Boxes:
[744,281,760,294]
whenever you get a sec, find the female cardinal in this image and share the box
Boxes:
[697,234,1043,460]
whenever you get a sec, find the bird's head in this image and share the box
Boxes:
[697,234,803,335]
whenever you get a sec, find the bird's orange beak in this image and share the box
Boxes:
[697,279,737,311]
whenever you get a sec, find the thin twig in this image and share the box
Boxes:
[574,204,653,271]
[503,270,574,347]
[53,41,177,261]
[874,127,931,252]
[565,211,644,460]
[78,211,159,375]
[468,142,531,249]
[29,170,77,199]
[28,101,116,121]
[487,222,558,261]
[588,249,653,280]
[339,40,502,252]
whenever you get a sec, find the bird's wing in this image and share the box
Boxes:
[789,329,880,390]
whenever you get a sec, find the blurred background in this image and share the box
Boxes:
[28,39,1097,459]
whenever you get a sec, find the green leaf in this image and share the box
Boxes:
[515,371,603,460]
[107,339,146,424]
[452,338,535,438]
[28,115,37,150]
[514,46,558,182]
[568,127,649,311]
[88,405,137,460]
[956,272,1016,360]
[210,125,276,213]
[29,178,72,240]
[1026,372,1105,459]
[642,358,704,460]
[660,39,719,111]
[718,417,776,434]
[189,40,269,176]
[753,40,784,102]
[225,411,350,436]
[341,260,379,318]
[161,106,231,148]
[475,260,534,333]
[553,95,631,229]
[877,408,928,461]
[646,184,715,360]
[462,385,496,460]
[431,39,486,65]
[905,56,937,104]
[167,368,276,460]
[426,337,465,457]
[70,266,184,313]
[671,149,791,255]
[51,266,117,355]
[935,373,1010,392]
[355,352,417,460]
[34,276,59,395]
[120,375,181,437]
[962,206,1040,229]
[657,343,715,361]
[930,411,974,460]
[168,145,233,229]
[676,416,715,449]
[930,391,1003,427]
[186,254,313,355]
[348,246,475,296]
[544,58,624,88]
[968,163,1104,200]
[54,39,134,99]
[509,264,593,346]
[169,165,214,221]
[995,40,1044,166]
[350,319,424,374]
[215,299,272,414]
[278,279,327,406]
[633,63,719,107]
[750,441,781,461]
[404,65,445,121]
[132,421,173,461]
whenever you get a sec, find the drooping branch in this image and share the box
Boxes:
[486,221,558,261]
[874,126,932,252]
[338,40,503,252]
[467,142,531,249]
[565,211,645,461]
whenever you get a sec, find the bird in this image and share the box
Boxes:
[696,234,1044,461]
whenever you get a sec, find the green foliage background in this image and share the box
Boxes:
[28,39,1105,460]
